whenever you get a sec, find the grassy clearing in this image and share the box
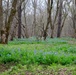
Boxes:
[0,37,76,75]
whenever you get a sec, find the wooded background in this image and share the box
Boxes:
[0,0,76,43]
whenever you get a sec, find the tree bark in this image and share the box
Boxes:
[57,0,62,38]
[23,1,29,38]
[18,0,22,38]
[4,0,18,44]
[43,0,53,40]
[0,0,3,42]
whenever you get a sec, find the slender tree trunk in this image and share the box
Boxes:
[51,0,59,38]
[23,1,29,38]
[34,6,36,36]
[50,0,53,38]
[0,0,3,42]
[43,30,47,40]
[32,0,37,36]
[18,1,22,38]
[51,26,54,38]
[43,11,50,40]
[43,0,53,40]
[57,0,62,38]
[24,14,29,38]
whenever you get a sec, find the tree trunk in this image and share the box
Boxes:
[57,0,62,38]
[43,0,53,40]
[43,30,47,40]
[0,0,3,43]
[18,0,22,38]
[32,0,37,36]
[4,0,18,44]
[23,1,29,38]
[51,27,54,38]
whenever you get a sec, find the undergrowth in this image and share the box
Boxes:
[0,37,76,75]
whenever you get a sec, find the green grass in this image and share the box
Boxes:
[0,37,76,75]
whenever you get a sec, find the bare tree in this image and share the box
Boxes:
[57,0,63,37]
[0,0,3,42]
[2,0,18,44]
[50,0,59,38]
[43,0,53,40]
[18,0,22,38]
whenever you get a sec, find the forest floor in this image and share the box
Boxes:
[0,37,76,75]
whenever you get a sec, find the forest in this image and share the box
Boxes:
[0,0,76,75]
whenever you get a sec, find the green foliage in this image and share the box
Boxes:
[0,37,76,75]
[0,49,75,65]
[0,37,76,65]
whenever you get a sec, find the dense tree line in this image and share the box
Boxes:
[0,0,76,44]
